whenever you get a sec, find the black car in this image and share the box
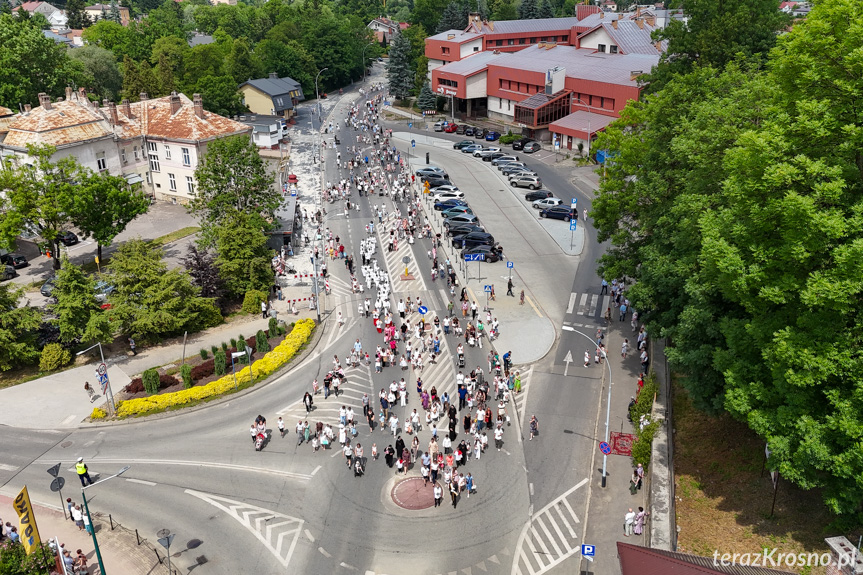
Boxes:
[0,253,28,268]
[453,231,495,249]
[525,190,554,202]
[422,175,451,188]
[539,206,577,221]
[40,277,56,298]
[464,126,475,136]
[447,223,484,238]
[483,152,507,162]
[453,140,474,150]
[57,231,78,246]
[0,265,16,281]
[512,138,533,151]
[460,245,502,263]
[474,127,488,139]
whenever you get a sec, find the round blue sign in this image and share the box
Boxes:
[599,441,611,455]
[418,306,428,315]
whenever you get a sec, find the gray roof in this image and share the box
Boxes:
[490,45,659,86]
[435,51,503,76]
[42,29,71,45]
[427,29,483,42]
[585,20,665,55]
[478,16,583,35]
[240,76,305,113]
[549,110,616,135]
[188,33,214,47]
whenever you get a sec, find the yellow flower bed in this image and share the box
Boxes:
[115,319,315,418]
[91,407,107,419]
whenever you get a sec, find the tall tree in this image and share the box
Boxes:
[0,145,83,269]
[191,135,278,228]
[107,239,222,343]
[51,256,114,345]
[0,283,41,371]
[436,0,466,32]
[492,0,518,20]
[213,211,274,298]
[411,0,449,36]
[69,45,124,101]
[108,0,121,23]
[68,171,150,261]
[517,0,539,19]
[538,0,553,18]
[417,81,437,111]
[225,37,260,84]
[181,244,225,307]
[193,74,245,117]
[386,32,414,101]
[66,0,91,28]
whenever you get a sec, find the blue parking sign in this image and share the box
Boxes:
[506,261,514,269]
[582,544,595,557]
[570,220,577,231]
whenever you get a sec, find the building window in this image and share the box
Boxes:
[473,46,479,52]
[186,176,195,195]
[169,173,176,190]
[121,148,127,163]
[164,145,171,160]
[507,39,514,46]
[442,47,450,54]
[96,151,106,172]
[597,44,606,53]
[610,45,618,54]
[133,146,139,160]
[182,147,190,166]
[530,37,536,43]
[496,40,503,46]
[148,141,157,153]
[507,99,511,111]
[519,38,525,44]
[149,148,160,172]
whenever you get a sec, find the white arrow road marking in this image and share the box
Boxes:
[185,489,304,569]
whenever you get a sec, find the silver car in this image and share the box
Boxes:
[510,175,543,190]
[532,197,563,209]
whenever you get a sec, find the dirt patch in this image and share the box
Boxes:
[672,382,856,574]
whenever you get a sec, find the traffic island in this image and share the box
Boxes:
[391,477,435,510]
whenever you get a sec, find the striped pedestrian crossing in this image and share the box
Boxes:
[565,292,611,320]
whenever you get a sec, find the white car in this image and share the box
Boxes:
[430,184,460,194]
[474,147,501,157]
[532,197,563,209]
[433,191,466,201]
[508,170,539,181]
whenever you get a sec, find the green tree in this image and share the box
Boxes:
[225,37,260,84]
[107,239,222,343]
[181,244,225,306]
[436,0,466,32]
[68,170,150,261]
[0,145,83,269]
[150,35,189,88]
[66,0,91,28]
[68,45,124,102]
[51,256,113,345]
[191,135,277,228]
[411,0,448,35]
[492,0,518,20]
[183,43,226,88]
[417,81,437,110]
[386,31,414,101]
[121,56,163,100]
[0,283,41,371]
[253,39,317,95]
[213,212,274,298]
[193,74,245,117]
[538,0,554,18]
[108,0,121,23]
[517,0,538,19]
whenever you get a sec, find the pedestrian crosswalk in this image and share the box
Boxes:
[374,218,429,290]
[565,292,612,320]
[512,478,588,575]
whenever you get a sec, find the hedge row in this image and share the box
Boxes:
[103,320,314,419]
[125,373,181,394]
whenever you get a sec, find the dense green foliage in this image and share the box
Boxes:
[387,32,414,100]
[0,284,41,371]
[180,363,193,389]
[142,368,159,394]
[592,0,863,520]
[214,213,274,298]
[51,257,113,345]
[39,342,71,372]
[256,329,270,354]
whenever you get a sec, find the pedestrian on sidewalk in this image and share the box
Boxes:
[520,290,525,305]
[600,279,608,294]
[634,507,649,535]
[84,382,96,402]
[434,483,443,507]
[621,339,629,359]
[624,508,636,536]
[584,351,590,367]
[261,300,268,319]
[507,278,514,296]
[129,337,136,355]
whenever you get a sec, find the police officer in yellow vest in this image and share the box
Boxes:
[76,457,92,486]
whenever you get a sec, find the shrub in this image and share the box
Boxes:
[211,345,219,356]
[237,334,245,345]
[268,317,278,337]
[142,368,159,395]
[125,377,143,393]
[230,337,238,349]
[159,373,178,388]
[629,372,659,424]
[91,408,107,419]
[277,326,285,336]
[190,358,215,380]
[256,330,270,354]
[221,341,228,352]
[200,348,208,360]
[242,290,268,315]
[39,343,71,372]
[214,350,226,376]
[180,364,193,389]
[116,320,315,418]
[632,420,660,467]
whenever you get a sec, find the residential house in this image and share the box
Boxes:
[239,73,305,120]
[84,4,131,26]
[14,1,67,27]
[367,17,408,43]
[42,29,73,46]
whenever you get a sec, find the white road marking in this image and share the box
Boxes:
[319,547,332,558]
[125,478,156,486]
[561,325,574,332]
[0,463,18,471]
[61,415,77,426]
[185,489,304,568]
[529,483,534,496]
[43,458,312,481]
[311,465,322,476]
[304,529,315,542]
[566,293,576,314]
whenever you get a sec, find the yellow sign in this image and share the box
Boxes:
[14,486,42,555]
[95,256,100,264]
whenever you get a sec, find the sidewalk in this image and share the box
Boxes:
[0,494,157,575]
[0,295,317,430]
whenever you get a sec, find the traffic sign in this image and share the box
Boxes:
[463,253,485,262]
[418,306,428,315]
[570,220,577,231]
[96,363,107,376]
[411,139,416,148]
[483,285,493,293]
[402,256,411,264]
[571,198,578,207]
[599,441,611,455]
[47,463,61,478]
[582,544,595,557]
[50,477,65,492]
[506,261,514,269]
[408,122,412,128]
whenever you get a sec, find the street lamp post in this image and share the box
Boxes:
[315,68,328,127]
[362,42,376,83]
[81,465,130,575]
[76,342,115,415]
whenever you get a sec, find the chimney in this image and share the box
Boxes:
[637,18,643,29]
[612,19,617,29]
[447,33,455,39]
[108,102,119,125]
[646,15,655,26]
[636,6,641,16]
[618,13,623,19]
[24,104,31,113]
[654,40,662,51]
[630,70,643,81]
[600,12,604,19]
[140,92,148,101]
[65,87,73,101]
[169,91,182,115]
[78,87,86,100]
[122,98,132,118]
[193,93,204,119]
[38,93,52,110]
[269,72,278,79]
[103,98,109,107]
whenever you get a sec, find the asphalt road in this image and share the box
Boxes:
[1,65,614,575]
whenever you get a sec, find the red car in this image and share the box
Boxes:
[444,123,459,133]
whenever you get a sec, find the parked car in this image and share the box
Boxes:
[94,280,115,303]
[57,231,78,246]
[431,184,460,193]
[447,223,484,238]
[475,147,501,158]
[416,166,448,178]
[525,190,554,202]
[40,277,55,297]
[442,206,473,218]
[491,155,520,166]
[0,253,28,269]
[443,213,479,228]
[494,160,522,171]
[500,162,528,175]
[539,206,576,221]
[474,127,488,139]
[483,152,508,162]
[432,191,466,202]
[532,197,563,209]
[464,126,475,136]
[485,131,501,141]
[444,123,459,133]
[511,175,543,189]
[507,170,539,181]
[512,138,533,151]
[461,144,483,154]
[0,265,16,281]
[434,198,469,211]
[523,141,542,153]
[456,124,467,134]
[422,176,451,188]
[453,140,475,150]
[453,232,495,249]
[433,120,446,132]
[460,244,502,262]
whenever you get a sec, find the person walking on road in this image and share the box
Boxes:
[624,508,636,536]
[75,457,93,486]
[529,415,539,440]
[434,483,443,507]
[507,278,514,296]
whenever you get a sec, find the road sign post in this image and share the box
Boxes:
[47,464,67,519]
[506,260,514,281]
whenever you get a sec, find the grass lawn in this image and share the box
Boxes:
[672,382,858,575]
